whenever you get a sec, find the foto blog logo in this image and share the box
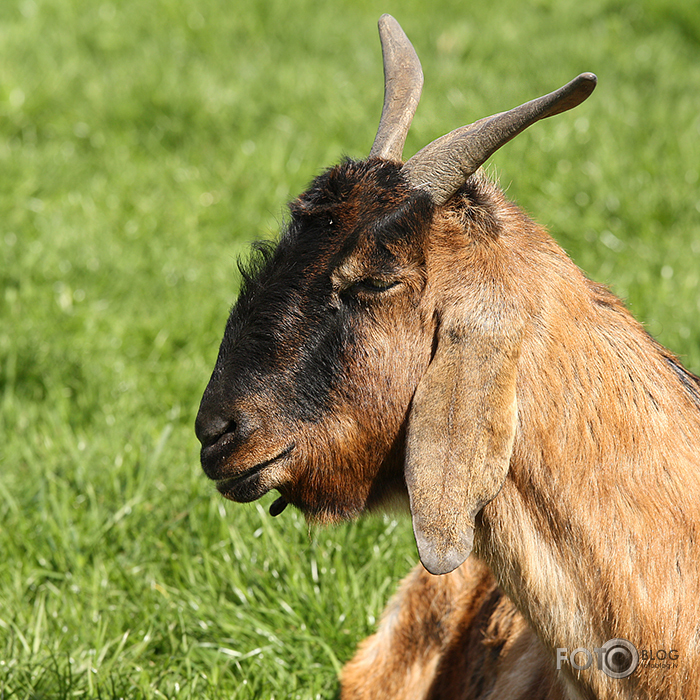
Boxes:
[556,638,639,679]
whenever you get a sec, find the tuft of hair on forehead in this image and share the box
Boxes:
[291,158,409,214]
[287,158,435,257]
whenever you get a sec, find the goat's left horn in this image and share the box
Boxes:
[402,72,597,205]
[369,15,424,162]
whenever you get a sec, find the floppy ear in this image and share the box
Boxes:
[405,320,520,575]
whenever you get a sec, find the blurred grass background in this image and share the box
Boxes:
[1,0,699,697]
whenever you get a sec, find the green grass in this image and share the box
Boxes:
[1,0,699,697]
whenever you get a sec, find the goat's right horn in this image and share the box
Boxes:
[369,15,424,162]
[402,72,597,205]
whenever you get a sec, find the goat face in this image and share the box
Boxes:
[195,15,595,574]
[196,160,436,522]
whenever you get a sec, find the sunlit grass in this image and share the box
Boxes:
[1,0,699,697]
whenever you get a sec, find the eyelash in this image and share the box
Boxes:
[348,278,399,295]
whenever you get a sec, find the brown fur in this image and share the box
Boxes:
[198,162,700,697]
[339,175,700,699]
[341,559,568,700]
[195,18,699,697]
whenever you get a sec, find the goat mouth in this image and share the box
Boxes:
[215,444,294,503]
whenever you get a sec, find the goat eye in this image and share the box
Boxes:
[353,278,399,293]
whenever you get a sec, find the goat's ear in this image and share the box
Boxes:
[405,322,520,575]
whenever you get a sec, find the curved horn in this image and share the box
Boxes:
[369,15,424,161]
[402,72,597,205]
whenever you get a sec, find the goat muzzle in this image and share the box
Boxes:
[212,443,295,504]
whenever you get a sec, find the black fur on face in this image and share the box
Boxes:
[195,158,435,520]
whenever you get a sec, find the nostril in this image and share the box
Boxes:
[195,412,236,449]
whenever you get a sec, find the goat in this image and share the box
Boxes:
[195,15,700,699]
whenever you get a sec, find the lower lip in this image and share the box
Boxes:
[216,462,265,492]
[215,444,295,496]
